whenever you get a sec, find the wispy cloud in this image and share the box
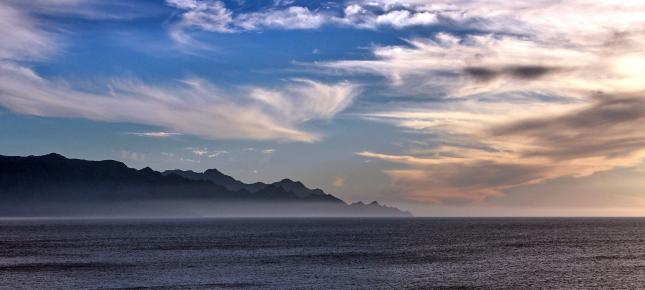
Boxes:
[0,66,358,142]
[319,32,617,98]
[185,147,228,158]
[318,1,645,98]
[261,149,276,155]
[0,3,55,61]
[347,0,645,203]
[357,93,645,204]
[165,0,446,44]
[358,151,549,204]
[0,1,360,143]
[5,0,161,20]
[208,152,227,158]
[127,132,182,138]
[115,149,145,162]
[190,148,208,156]
[166,0,645,48]
[243,147,277,155]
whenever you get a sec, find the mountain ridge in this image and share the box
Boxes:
[163,169,334,199]
[0,153,412,217]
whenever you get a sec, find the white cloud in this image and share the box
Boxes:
[243,147,277,155]
[180,157,200,163]
[374,10,437,28]
[235,6,327,31]
[165,0,445,43]
[0,1,360,143]
[208,151,228,158]
[190,148,209,156]
[183,148,224,159]
[166,0,330,42]
[261,149,276,155]
[321,33,612,98]
[173,0,645,41]
[321,1,645,98]
[0,65,358,142]
[127,132,182,138]
[166,0,234,44]
[0,3,55,61]
[341,1,645,204]
[273,0,295,7]
[249,78,359,123]
[185,147,229,158]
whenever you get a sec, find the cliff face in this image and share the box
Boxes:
[0,153,412,217]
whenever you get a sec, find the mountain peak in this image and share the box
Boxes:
[276,178,303,185]
[272,178,324,198]
[40,152,65,159]
[165,167,261,192]
[204,168,225,175]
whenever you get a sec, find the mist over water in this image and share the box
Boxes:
[1,218,645,289]
[0,201,410,218]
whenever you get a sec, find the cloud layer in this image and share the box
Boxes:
[166,0,447,43]
[346,1,645,203]
[0,64,358,142]
[0,1,359,142]
[358,94,645,203]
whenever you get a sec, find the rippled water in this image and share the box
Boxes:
[1,218,644,289]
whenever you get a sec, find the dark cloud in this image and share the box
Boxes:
[491,95,645,159]
[463,67,498,82]
[441,161,548,189]
[508,65,553,79]
[464,65,556,82]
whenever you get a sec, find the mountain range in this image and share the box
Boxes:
[0,153,412,217]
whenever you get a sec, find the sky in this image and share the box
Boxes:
[2,0,645,216]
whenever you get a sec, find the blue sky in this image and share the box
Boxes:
[2,0,645,216]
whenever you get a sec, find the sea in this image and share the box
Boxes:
[1,218,644,289]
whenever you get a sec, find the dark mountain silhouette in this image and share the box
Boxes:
[0,153,412,217]
[163,169,267,192]
[163,170,338,200]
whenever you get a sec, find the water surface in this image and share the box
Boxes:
[1,218,644,289]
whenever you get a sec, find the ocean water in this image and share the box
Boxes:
[1,218,644,289]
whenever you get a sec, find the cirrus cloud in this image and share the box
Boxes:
[127,132,183,138]
[0,1,360,143]
[346,0,645,204]
[0,64,359,142]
